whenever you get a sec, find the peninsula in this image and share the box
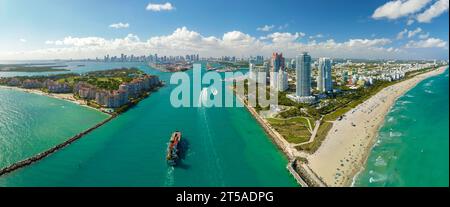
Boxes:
[308,65,448,186]
[0,67,163,176]
[236,55,448,187]
[0,64,70,72]
[0,68,162,115]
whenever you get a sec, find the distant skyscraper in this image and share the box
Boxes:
[317,57,332,92]
[271,53,285,73]
[270,53,287,91]
[295,52,311,97]
[277,70,289,91]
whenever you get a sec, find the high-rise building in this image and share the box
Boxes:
[249,62,256,80]
[271,53,285,73]
[270,53,287,91]
[278,70,289,91]
[295,52,312,97]
[317,57,332,93]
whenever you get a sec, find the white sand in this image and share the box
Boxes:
[307,66,448,186]
[0,85,107,114]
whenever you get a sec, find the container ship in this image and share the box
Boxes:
[166,131,182,166]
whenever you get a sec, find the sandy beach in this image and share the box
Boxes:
[307,66,448,187]
[0,85,108,115]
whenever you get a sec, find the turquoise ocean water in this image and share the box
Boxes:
[355,68,449,187]
[0,62,297,186]
[0,89,108,169]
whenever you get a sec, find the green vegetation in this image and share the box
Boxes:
[217,61,249,68]
[295,121,333,153]
[235,66,441,153]
[0,68,147,92]
[267,117,312,144]
[0,64,69,72]
[321,80,396,121]
[58,68,143,90]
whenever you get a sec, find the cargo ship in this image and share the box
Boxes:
[166,131,182,166]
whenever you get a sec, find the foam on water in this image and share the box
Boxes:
[374,156,387,167]
[355,68,449,187]
[389,132,403,137]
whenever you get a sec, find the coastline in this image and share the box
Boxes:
[0,85,110,115]
[0,114,116,176]
[234,89,326,187]
[307,65,448,186]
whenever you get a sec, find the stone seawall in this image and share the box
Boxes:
[0,115,116,176]
[239,98,312,187]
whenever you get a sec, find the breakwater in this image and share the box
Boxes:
[238,97,310,187]
[0,115,116,176]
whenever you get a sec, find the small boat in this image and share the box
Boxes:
[166,131,182,166]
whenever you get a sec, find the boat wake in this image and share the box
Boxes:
[164,166,175,186]
[197,90,225,186]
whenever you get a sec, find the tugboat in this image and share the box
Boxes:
[166,131,182,166]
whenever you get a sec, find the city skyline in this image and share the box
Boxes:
[0,0,449,60]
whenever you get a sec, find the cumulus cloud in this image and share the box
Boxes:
[146,2,174,11]
[397,29,408,39]
[397,28,427,39]
[405,37,447,48]
[372,0,431,19]
[261,32,305,43]
[419,32,430,39]
[416,0,449,22]
[345,38,392,47]
[309,34,324,39]
[407,27,423,38]
[0,27,426,60]
[257,25,275,32]
[278,23,289,30]
[109,22,129,29]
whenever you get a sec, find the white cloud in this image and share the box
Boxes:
[345,38,392,47]
[109,22,129,29]
[419,32,430,39]
[257,25,275,32]
[262,32,305,43]
[397,29,408,39]
[45,36,109,47]
[5,27,445,60]
[407,19,415,25]
[146,2,174,11]
[407,27,422,38]
[19,38,27,43]
[416,0,449,22]
[309,34,324,39]
[397,28,427,39]
[405,37,447,48]
[278,23,289,30]
[372,0,431,19]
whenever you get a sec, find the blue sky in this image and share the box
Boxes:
[0,0,448,60]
